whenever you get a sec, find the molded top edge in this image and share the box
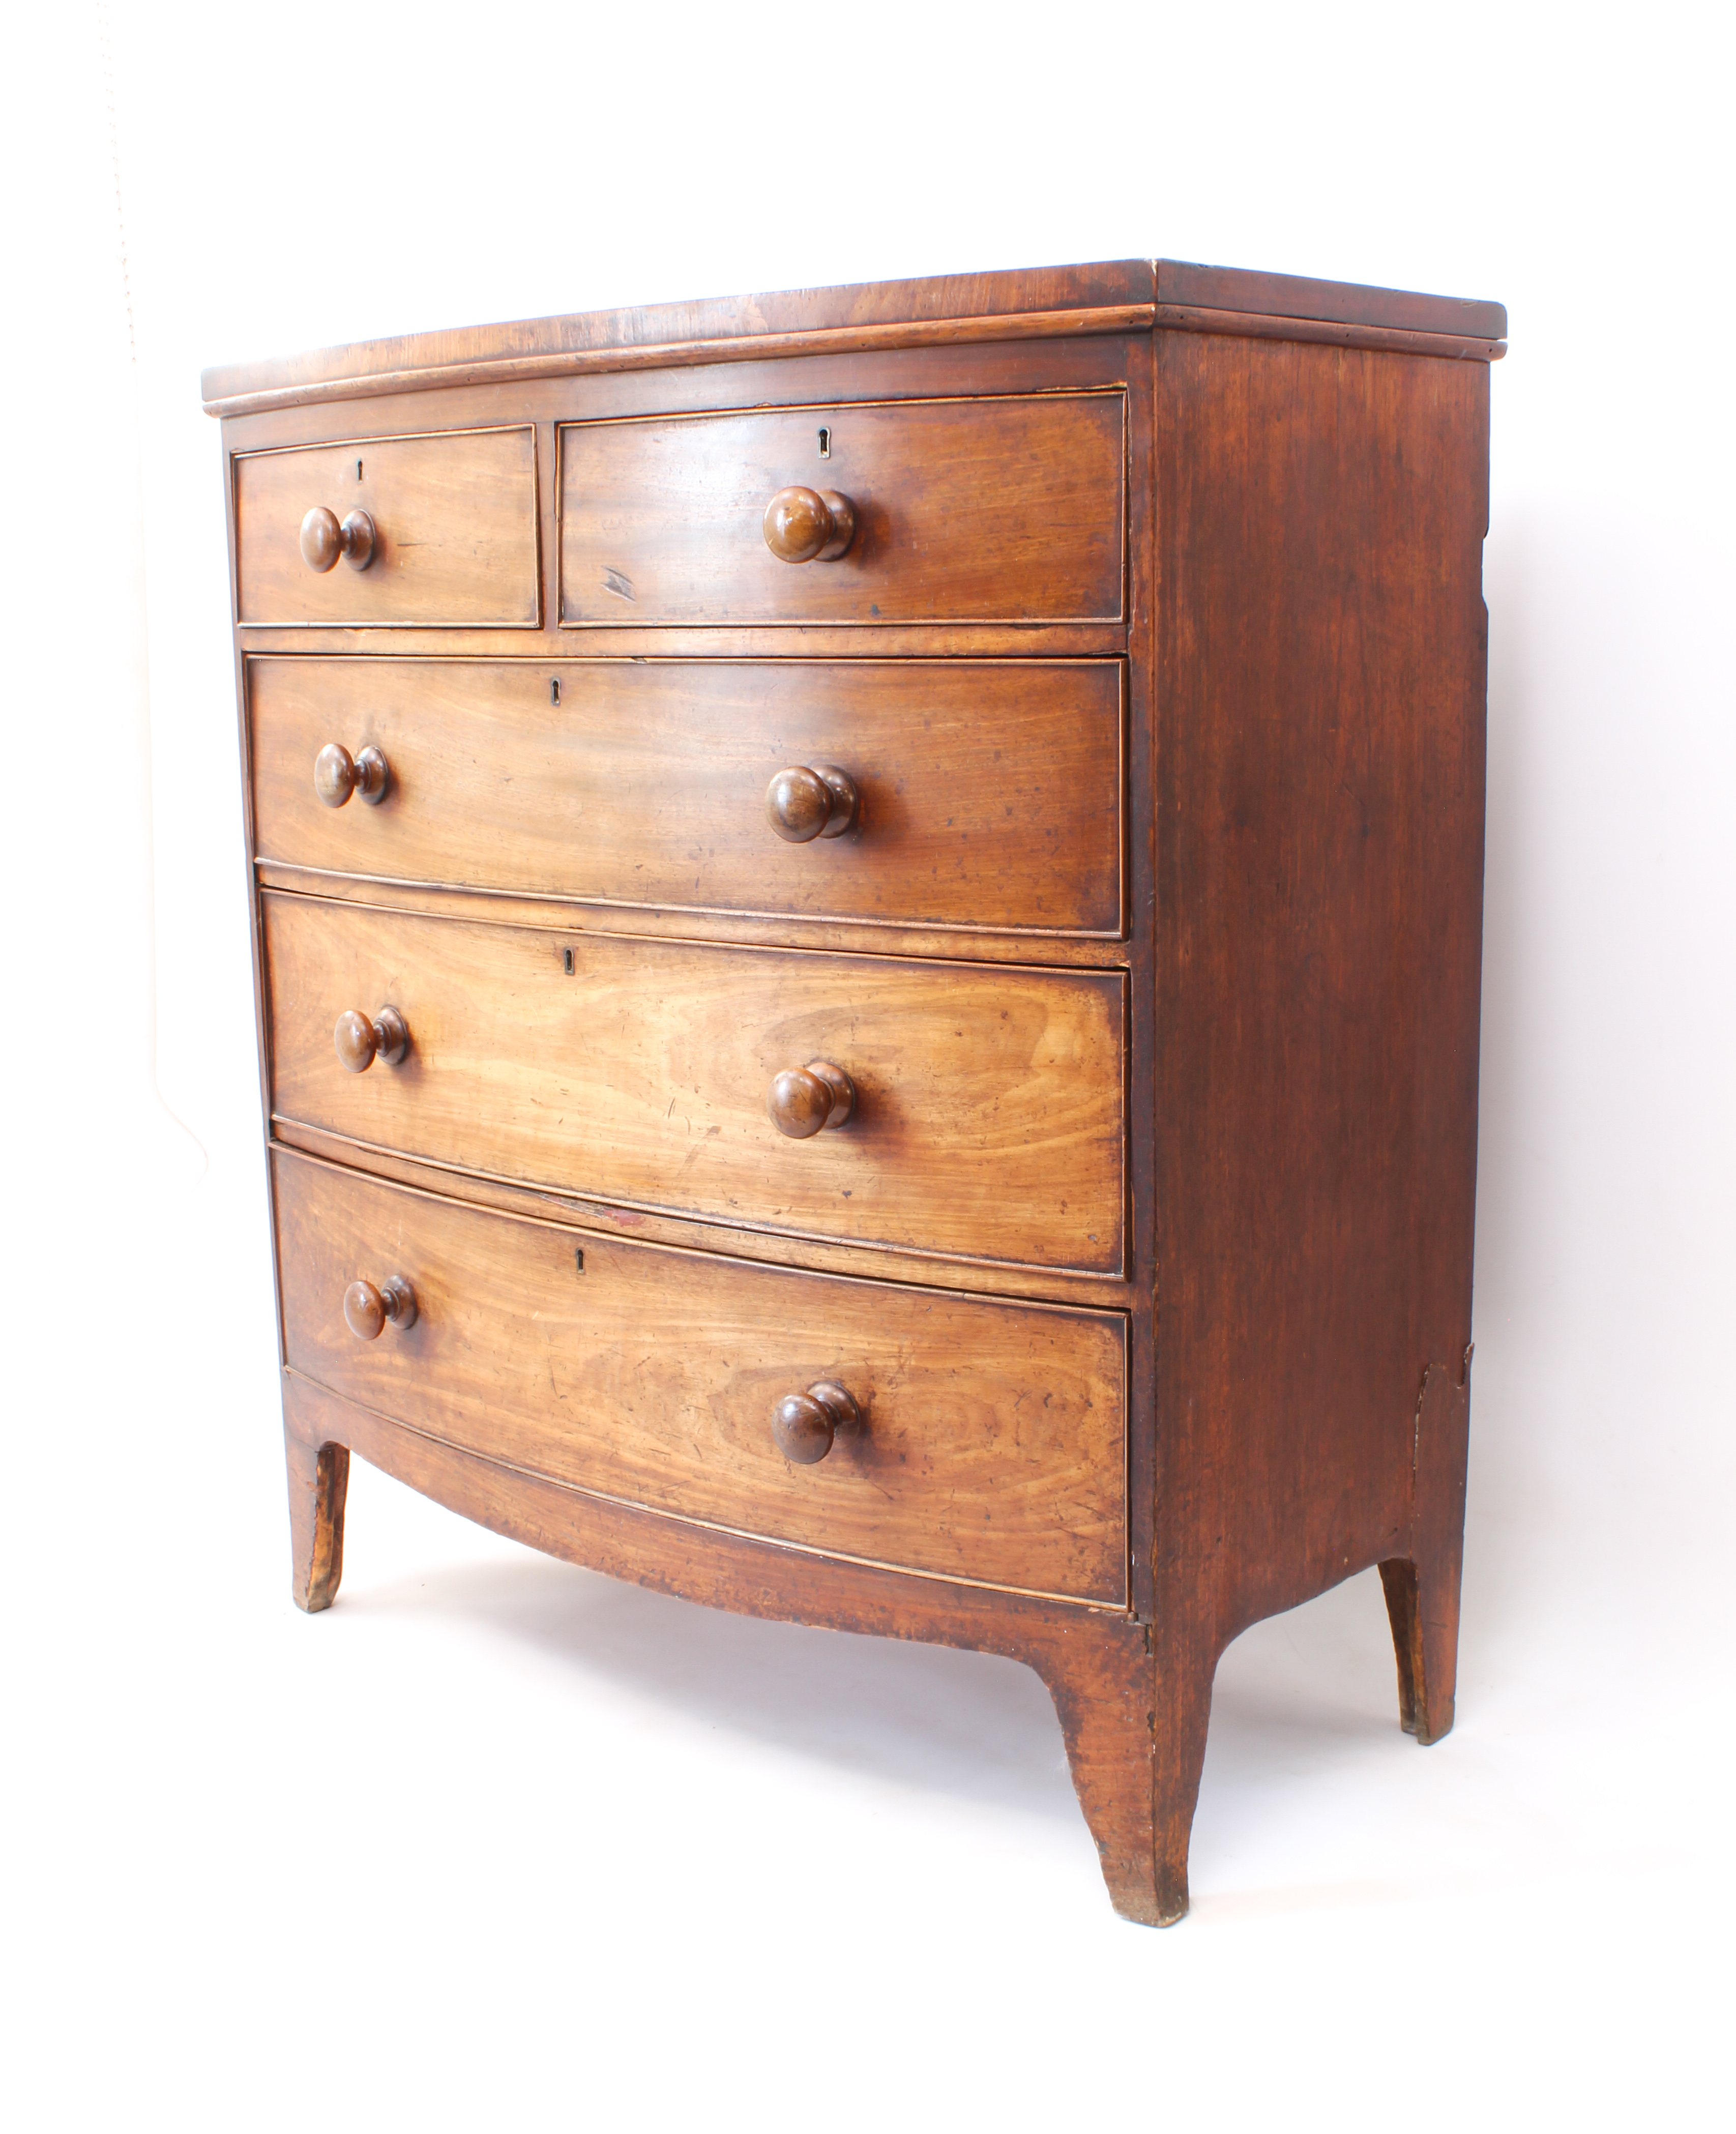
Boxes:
[201,258,1506,413]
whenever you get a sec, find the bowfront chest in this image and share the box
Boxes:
[205,259,1504,1922]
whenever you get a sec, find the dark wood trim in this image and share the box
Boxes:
[202,258,1504,416]
[234,622,1132,661]
[1155,305,1505,362]
[217,333,1136,454]
[202,261,1158,409]
[248,859,1132,970]
[204,307,1158,419]
[1156,259,1505,338]
[268,1120,1137,1310]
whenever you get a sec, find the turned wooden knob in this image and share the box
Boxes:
[772,1380,862,1465]
[343,1274,418,1339]
[768,1059,855,1138]
[762,486,855,564]
[766,764,858,842]
[314,742,390,807]
[334,1005,409,1073]
[300,505,376,573]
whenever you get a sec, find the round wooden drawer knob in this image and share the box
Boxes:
[766,764,858,842]
[300,505,377,573]
[314,742,390,807]
[772,1380,862,1465]
[768,1059,855,1138]
[762,486,855,564]
[343,1274,418,1340]
[334,1005,409,1073]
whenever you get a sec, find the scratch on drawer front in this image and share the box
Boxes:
[602,568,635,601]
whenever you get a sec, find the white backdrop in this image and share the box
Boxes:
[4,3,1730,2126]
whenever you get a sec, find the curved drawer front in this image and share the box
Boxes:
[559,392,1125,627]
[251,656,1124,936]
[264,894,1126,1275]
[276,1153,1127,1602]
[235,427,540,626]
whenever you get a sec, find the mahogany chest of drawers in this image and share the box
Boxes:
[204,259,1504,1923]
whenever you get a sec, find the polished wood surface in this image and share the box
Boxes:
[558,393,1125,626]
[312,740,388,808]
[1148,329,1488,1710]
[201,258,1503,416]
[269,1116,1134,1309]
[331,1003,407,1074]
[767,1060,855,1138]
[762,485,856,563]
[764,764,858,843]
[215,260,1499,1926]
[263,892,1126,1273]
[282,1365,1180,1919]
[341,1272,418,1338]
[771,1380,862,1465]
[1155,258,1506,338]
[275,1152,1128,1601]
[236,427,539,626]
[298,505,375,572]
[248,657,1124,938]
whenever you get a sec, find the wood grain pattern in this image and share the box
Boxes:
[236,428,539,626]
[1150,331,1488,1672]
[762,485,856,563]
[205,309,1158,420]
[251,863,1130,972]
[1155,259,1506,339]
[282,1367,1203,1921]
[248,657,1125,936]
[204,263,1157,411]
[1153,305,1504,364]
[285,1430,347,1612]
[201,258,1503,416]
[274,1151,1128,1601]
[211,262,1500,1925]
[558,394,1125,626]
[268,1117,1137,1308]
[262,892,1127,1273]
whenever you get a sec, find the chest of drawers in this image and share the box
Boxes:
[204,259,1504,1923]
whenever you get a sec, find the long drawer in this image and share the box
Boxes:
[234,427,541,627]
[559,392,1126,627]
[250,657,1124,936]
[263,893,1127,1275]
[276,1152,1128,1602]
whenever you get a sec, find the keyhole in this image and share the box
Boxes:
[551,677,561,705]
[817,427,831,459]
[563,947,575,975]
[356,459,363,481]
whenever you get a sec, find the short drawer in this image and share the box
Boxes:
[251,656,1124,937]
[275,1152,1128,1601]
[558,392,1125,627]
[234,427,540,627]
[263,894,1126,1275]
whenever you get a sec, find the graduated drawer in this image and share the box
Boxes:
[559,392,1125,627]
[264,894,1126,1276]
[234,427,540,627]
[251,657,1124,937]
[276,1153,1127,1601]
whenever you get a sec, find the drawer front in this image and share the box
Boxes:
[559,393,1125,627]
[276,1154,1128,1602]
[235,428,540,627]
[264,895,1126,1275]
[251,657,1124,936]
